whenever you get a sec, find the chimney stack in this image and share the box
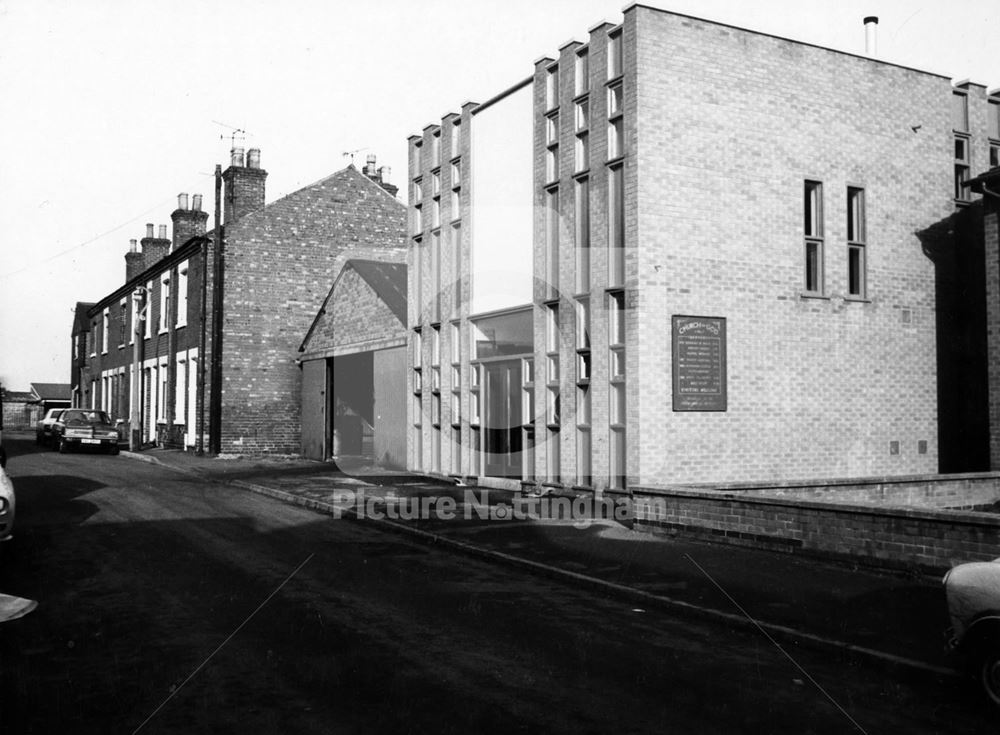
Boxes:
[172,191,209,250]
[125,238,143,281]
[223,147,268,224]
[360,154,398,197]
[140,223,171,270]
[864,16,878,57]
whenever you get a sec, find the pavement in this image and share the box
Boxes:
[123,447,958,679]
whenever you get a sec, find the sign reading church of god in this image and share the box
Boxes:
[672,315,727,412]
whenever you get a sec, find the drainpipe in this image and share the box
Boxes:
[209,164,224,454]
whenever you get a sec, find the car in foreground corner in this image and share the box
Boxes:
[0,451,13,543]
[35,408,65,446]
[944,558,1000,706]
[51,409,120,454]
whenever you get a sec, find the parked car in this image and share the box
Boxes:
[0,457,14,544]
[51,409,120,454]
[944,558,1000,706]
[35,408,65,446]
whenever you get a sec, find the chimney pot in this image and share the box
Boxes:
[178,193,189,210]
[158,224,168,239]
[192,194,203,211]
[247,148,261,168]
[146,223,154,238]
[864,16,879,56]
[231,147,245,167]
[379,165,391,183]
[129,239,137,253]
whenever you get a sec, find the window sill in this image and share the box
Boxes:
[799,292,830,301]
[954,199,972,207]
[605,155,625,167]
[843,296,871,304]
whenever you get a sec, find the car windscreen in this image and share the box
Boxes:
[64,411,111,425]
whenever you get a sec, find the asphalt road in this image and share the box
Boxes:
[0,433,995,734]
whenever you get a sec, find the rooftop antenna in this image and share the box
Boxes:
[212,120,247,148]
[342,147,368,165]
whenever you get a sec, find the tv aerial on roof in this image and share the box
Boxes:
[212,120,248,148]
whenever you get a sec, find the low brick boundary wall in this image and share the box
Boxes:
[708,472,1000,510]
[632,486,1000,574]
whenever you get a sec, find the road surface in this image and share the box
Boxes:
[0,434,993,733]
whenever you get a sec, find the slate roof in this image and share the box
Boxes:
[30,383,71,401]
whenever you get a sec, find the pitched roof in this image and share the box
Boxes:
[347,259,408,325]
[298,255,408,354]
[30,383,71,401]
[1,391,34,403]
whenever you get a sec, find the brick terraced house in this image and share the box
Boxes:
[406,5,999,493]
[72,151,406,454]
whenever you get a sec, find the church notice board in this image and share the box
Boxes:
[671,316,727,411]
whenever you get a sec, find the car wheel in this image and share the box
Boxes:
[981,650,1000,707]
[109,445,120,456]
[58,438,68,454]
[51,435,60,451]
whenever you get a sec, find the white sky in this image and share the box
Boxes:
[0,0,997,391]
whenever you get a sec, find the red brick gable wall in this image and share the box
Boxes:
[219,166,406,453]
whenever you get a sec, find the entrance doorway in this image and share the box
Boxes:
[483,359,522,478]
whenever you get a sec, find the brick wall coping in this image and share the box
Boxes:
[624,3,950,81]
[631,485,1000,528]
[635,470,1000,493]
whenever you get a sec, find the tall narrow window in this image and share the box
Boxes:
[451,120,461,160]
[952,90,969,133]
[545,65,559,111]
[102,308,109,353]
[847,187,866,298]
[412,238,423,323]
[431,130,441,168]
[545,188,560,297]
[953,91,971,203]
[546,112,559,183]
[607,31,622,79]
[119,300,127,347]
[431,230,441,321]
[575,49,589,96]
[954,136,971,202]
[803,181,824,294]
[177,262,188,328]
[144,280,152,338]
[451,223,462,314]
[989,100,999,168]
[575,177,590,293]
[608,165,624,286]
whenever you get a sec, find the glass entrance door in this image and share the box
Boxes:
[483,359,522,478]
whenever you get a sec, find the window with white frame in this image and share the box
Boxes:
[102,308,109,353]
[144,281,152,338]
[159,273,170,333]
[177,262,189,327]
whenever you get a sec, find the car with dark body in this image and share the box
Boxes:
[51,409,120,454]
[0,436,12,543]
[35,408,65,446]
[944,558,1000,706]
